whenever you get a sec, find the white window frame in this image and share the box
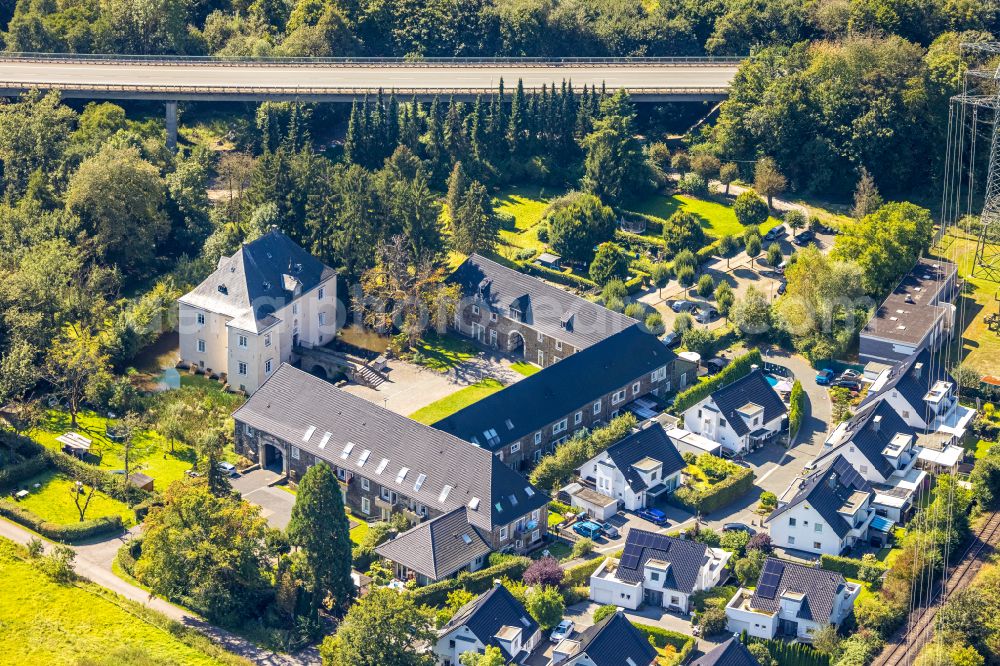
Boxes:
[537,331,544,343]
[534,432,542,445]
[552,419,568,435]
[472,305,480,315]
[265,359,273,374]
[196,312,205,325]
[574,411,582,425]
[632,381,641,395]
[244,424,254,436]
[290,446,300,460]
[612,389,626,405]
[510,442,521,453]
[293,303,299,315]
[361,478,370,491]
[490,312,497,322]
[593,400,601,414]
[318,287,325,300]
[361,497,371,515]
[499,527,508,540]
[238,361,247,375]
[537,350,544,365]
[238,334,248,348]
[788,536,795,545]
[197,339,206,353]
[555,339,562,351]
[264,333,271,347]
[319,312,326,326]
[815,523,823,533]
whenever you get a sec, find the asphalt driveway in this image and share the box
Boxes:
[232,468,295,529]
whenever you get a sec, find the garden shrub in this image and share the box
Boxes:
[634,623,695,665]
[820,554,886,579]
[788,380,805,440]
[561,557,605,587]
[0,455,48,490]
[521,262,596,290]
[409,555,531,607]
[671,456,754,514]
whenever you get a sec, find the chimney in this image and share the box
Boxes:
[828,472,838,489]
[872,415,881,431]
[751,364,759,372]
[913,362,923,379]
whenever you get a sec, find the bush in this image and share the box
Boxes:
[0,499,124,543]
[624,302,646,320]
[788,380,805,440]
[673,349,763,413]
[718,234,738,255]
[602,279,627,303]
[410,555,531,607]
[530,414,637,491]
[758,492,778,511]
[681,327,714,357]
[644,312,665,335]
[521,261,596,290]
[696,273,715,298]
[523,557,564,587]
[671,462,754,514]
[0,454,48,490]
[570,538,595,560]
[562,557,605,587]
[820,553,886,579]
[675,265,695,288]
[698,606,728,636]
[497,210,516,231]
[678,172,708,196]
[593,604,617,623]
[734,190,768,228]
[536,224,549,242]
[674,249,697,272]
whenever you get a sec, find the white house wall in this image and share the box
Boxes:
[768,503,845,555]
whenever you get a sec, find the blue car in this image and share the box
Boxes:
[816,369,835,385]
[637,508,667,525]
[573,521,603,539]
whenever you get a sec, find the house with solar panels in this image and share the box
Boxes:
[232,364,549,584]
[575,422,686,513]
[589,529,731,612]
[681,369,788,455]
[433,582,541,666]
[549,610,658,666]
[725,557,861,641]
[809,399,930,523]
[765,455,889,556]
[177,228,337,395]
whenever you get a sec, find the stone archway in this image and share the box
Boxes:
[309,365,328,380]
[508,330,526,357]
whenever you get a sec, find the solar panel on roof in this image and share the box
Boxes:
[756,560,785,599]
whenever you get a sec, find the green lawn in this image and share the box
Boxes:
[412,333,479,373]
[847,577,875,605]
[973,438,994,460]
[511,361,541,377]
[408,378,505,424]
[31,409,198,489]
[14,470,134,527]
[624,193,781,239]
[493,185,551,231]
[0,538,239,665]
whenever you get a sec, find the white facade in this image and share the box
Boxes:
[589,548,731,613]
[767,492,874,556]
[577,452,682,512]
[683,399,783,455]
[725,583,860,641]
[434,623,540,666]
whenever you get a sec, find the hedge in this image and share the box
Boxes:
[820,553,886,579]
[634,623,695,666]
[788,379,805,442]
[625,271,648,295]
[117,538,142,577]
[0,455,49,490]
[672,349,764,414]
[562,556,606,587]
[409,555,531,607]
[670,463,754,514]
[742,633,831,666]
[520,262,596,291]
[0,499,124,543]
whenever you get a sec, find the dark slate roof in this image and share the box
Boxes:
[179,228,335,332]
[605,423,686,493]
[705,369,788,437]
[766,455,872,538]
[449,254,634,350]
[749,557,847,624]
[861,258,957,345]
[233,364,548,532]
[572,611,657,666]
[432,325,674,450]
[441,583,539,661]
[813,399,915,479]
[375,507,492,581]
[616,529,711,594]
[691,637,761,666]
[860,349,955,425]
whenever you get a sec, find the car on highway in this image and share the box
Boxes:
[573,521,603,539]
[551,620,575,643]
[694,306,719,324]
[601,522,620,539]
[661,331,681,348]
[722,522,757,536]
[764,225,786,241]
[671,300,696,313]
[816,369,835,385]
[637,508,667,525]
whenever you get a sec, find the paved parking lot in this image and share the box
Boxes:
[232,468,295,529]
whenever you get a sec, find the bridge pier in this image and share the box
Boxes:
[165,101,178,151]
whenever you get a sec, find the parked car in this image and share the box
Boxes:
[793,230,815,246]
[637,508,667,525]
[573,520,603,539]
[601,522,620,539]
[815,368,835,385]
[671,299,696,313]
[776,282,786,295]
[722,522,757,536]
[776,260,788,274]
[704,357,729,375]
[832,378,861,391]
[764,225,786,241]
[551,620,575,643]
[217,461,239,478]
[661,331,681,348]
[839,369,861,381]
[694,307,719,324]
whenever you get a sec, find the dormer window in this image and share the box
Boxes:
[509,307,522,321]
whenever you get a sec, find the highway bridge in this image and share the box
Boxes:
[0,54,742,147]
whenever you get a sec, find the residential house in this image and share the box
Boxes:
[432,325,694,471]
[448,253,635,367]
[725,558,861,641]
[860,350,974,465]
[766,456,887,556]
[434,582,541,666]
[811,400,929,523]
[550,611,657,666]
[576,422,686,512]
[682,369,788,455]
[232,364,549,583]
[589,529,731,612]
[691,637,762,666]
[859,258,958,364]
[177,228,337,395]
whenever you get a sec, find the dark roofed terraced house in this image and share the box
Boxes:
[434,582,541,666]
[549,610,657,666]
[232,363,549,584]
[432,325,692,471]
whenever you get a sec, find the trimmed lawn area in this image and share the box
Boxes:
[511,361,541,377]
[347,513,369,546]
[31,409,198,488]
[15,470,134,527]
[412,333,478,373]
[973,438,994,460]
[494,185,551,231]
[624,193,781,239]
[847,577,875,605]
[0,538,237,665]
[408,378,505,424]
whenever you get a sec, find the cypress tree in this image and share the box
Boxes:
[343,99,361,164]
[386,93,400,149]
[509,78,527,156]
[446,161,468,226]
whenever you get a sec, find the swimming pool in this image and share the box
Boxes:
[765,375,779,387]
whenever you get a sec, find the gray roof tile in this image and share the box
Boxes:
[706,370,787,437]
[749,557,847,624]
[616,529,710,594]
[571,611,657,666]
[375,507,492,581]
[766,455,872,539]
[605,424,686,493]
[441,583,539,661]
[691,637,761,666]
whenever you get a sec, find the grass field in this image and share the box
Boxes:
[31,409,197,488]
[494,185,552,231]
[15,470,134,527]
[624,193,781,239]
[511,361,541,377]
[408,378,505,424]
[0,538,239,666]
[412,333,479,372]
